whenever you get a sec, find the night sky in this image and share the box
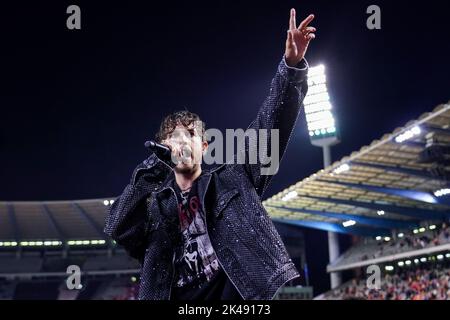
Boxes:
[1,1,449,294]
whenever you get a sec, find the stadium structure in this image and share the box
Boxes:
[264,102,450,299]
[1,102,449,300]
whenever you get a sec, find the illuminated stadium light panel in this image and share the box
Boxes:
[281,190,298,202]
[333,163,350,174]
[103,199,115,206]
[67,239,107,246]
[394,126,421,143]
[434,188,450,197]
[305,64,339,144]
[342,220,356,227]
[0,239,108,247]
[0,241,18,247]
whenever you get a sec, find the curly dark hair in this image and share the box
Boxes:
[155,110,206,143]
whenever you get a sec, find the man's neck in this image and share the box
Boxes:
[174,167,202,191]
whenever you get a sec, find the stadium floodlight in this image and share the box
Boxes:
[384,236,391,242]
[437,254,444,260]
[281,191,298,202]
[305,64,339,145]
[98,240,106,245]
[420,257,427,262]
[398,233,404,238]
[413,229,419,234]
[398,261,404,267]
[405,260,412,265]
[429,225,436,230]
[306,64,341,290]
[446,253,450,258]
[419,227,426,233]
[414,259,419,264]
[434,188,450,197]
[385,266,394,271]
[103,200,110,206]
[375,236,382,241]
[110,199,115,204]
[342,220,356,227]
[377,210,385,216]
[394,126,421,143]
[333,164,350,174]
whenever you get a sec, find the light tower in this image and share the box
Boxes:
[304,64,342,289]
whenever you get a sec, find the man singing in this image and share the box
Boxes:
[105,8,316,300]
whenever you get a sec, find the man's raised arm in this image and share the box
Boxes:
[240,9,316,197]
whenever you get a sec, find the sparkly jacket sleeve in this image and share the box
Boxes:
[238,56,309,197]
[104,153,166,261]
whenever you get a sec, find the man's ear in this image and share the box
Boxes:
[202,140,208,154]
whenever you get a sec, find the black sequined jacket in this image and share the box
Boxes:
[104,57,309,300]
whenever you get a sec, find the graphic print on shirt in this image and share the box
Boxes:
[174,187,220,288]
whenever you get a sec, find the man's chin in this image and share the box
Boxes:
[174,162,198,175]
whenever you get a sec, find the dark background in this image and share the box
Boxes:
[1,0,449,294]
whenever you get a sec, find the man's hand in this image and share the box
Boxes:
[285,8,316,67]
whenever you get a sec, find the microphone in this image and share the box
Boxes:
[144,140,172,160]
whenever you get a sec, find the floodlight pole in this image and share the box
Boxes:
[322,145,342,289]
[305,64,342,290]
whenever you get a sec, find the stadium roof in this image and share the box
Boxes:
[0,199,113,244]
[263,102,450,237]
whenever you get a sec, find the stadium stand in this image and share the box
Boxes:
[322,261,450,300]
[263,102,450,299]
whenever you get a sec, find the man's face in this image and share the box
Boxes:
[162,122,207,174]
